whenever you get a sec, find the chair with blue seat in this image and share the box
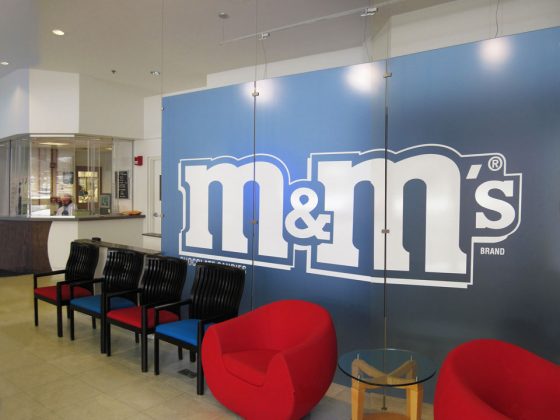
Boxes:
[105,255,188,372]
[33,241,99,337]
[153,262,246,395]
[68,248,144,352]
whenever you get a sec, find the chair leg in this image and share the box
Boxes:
[106,322,111,356]
[57,304,63,338]
[196,351,204,395]
[34,297,38,326]
[100,316,106,354]
[92,317,96,329]
[67,305,71,319]
[190,350,196,363]
[69,307,75,340]
[178,347,183,360]
[154,337,160,375]
[141,330,148,372]
[135,332,139,343]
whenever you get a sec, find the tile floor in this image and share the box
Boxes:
[0,274,434,419]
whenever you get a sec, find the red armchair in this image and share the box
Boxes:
[435,339,560,419]
[202,300,337,420]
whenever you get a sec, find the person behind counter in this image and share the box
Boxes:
[56,193,76,216]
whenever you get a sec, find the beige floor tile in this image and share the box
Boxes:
[112,376,184,411]
[79,363,144,392]
[23,376,101,409]
[0,374,21,398]
[50,393,141,420]
[0,392,53,420]
[145,393,236,420]
[2,362,71,391]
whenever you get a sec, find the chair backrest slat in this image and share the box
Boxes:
[103,249,144,295]
[189,263,245,320]
[65,242,99,291]
[139,255,187,306]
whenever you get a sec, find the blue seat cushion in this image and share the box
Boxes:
[155,319,213,346]
[70,295,135,315]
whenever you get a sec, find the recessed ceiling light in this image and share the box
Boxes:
[0,61,9,66]
[150,70,161,76]
[52,29,65,36]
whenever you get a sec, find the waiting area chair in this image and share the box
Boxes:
[34,241,99,337]
[202,299,337,420]
[434,339,560,419]
[105,255,187,372]
[153,262,246,395]
[68,248,144,352]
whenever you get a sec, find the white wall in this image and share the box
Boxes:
[79,74,146,139]
[136,95,162,249]
[0,69,29,138]
[207,47,366,89]
[29,69,79,133]
[379,0,560,60]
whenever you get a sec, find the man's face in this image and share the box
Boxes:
[61,196,71,205]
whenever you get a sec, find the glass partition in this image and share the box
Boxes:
[0,134,133,217]
[0,141,9,216]
[10,137,30,216]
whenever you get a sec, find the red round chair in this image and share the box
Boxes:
[202,300,337,420]
[435,339,560,420]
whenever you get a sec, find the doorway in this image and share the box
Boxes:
[148,157,162,234]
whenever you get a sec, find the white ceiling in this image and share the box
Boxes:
[0,0,457,94]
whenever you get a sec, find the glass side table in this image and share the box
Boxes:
[338,348,437,420]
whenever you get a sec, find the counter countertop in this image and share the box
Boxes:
[0,215,145,222]
[75,239,160,255]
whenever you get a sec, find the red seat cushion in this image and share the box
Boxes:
[222,349,278,386]
[34,285,91,302]
[106,306,179,329]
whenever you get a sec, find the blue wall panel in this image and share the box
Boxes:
[162,27,560,401]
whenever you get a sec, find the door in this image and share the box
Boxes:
[148,157,162,234]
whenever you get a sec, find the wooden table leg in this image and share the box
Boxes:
[406,383,423,420]
[352,379,365,420]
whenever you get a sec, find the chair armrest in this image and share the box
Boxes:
[153,299,192,313]
[153,299,192,326]
[69,278,103,298]
[200,312,235,326]
[105,288,142,312]
[33,269,67,288]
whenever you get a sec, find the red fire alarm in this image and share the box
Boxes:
[134,156,143,166]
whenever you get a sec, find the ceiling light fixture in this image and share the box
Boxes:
[0,61,9,66]
[218,12,229,19]
[150,70,161,76]
[52,29,65,36]
[222,0,404,45]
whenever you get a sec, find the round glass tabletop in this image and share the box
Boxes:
[338,348,437,387]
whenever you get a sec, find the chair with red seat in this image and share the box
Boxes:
[68,248,144,353]
[34,241,99,337]
[105,254,187,372]
[434,339,560,419]
[201,299,337,420]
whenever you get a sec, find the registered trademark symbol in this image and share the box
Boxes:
[488,156,503,171]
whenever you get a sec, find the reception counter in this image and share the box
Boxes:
[0,215,148,273]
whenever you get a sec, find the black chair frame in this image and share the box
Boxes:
[33,242,99,337]
[68,249,144,353]
[105,255,187,372]
[154,300,238,394]
[153,262,246,395]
